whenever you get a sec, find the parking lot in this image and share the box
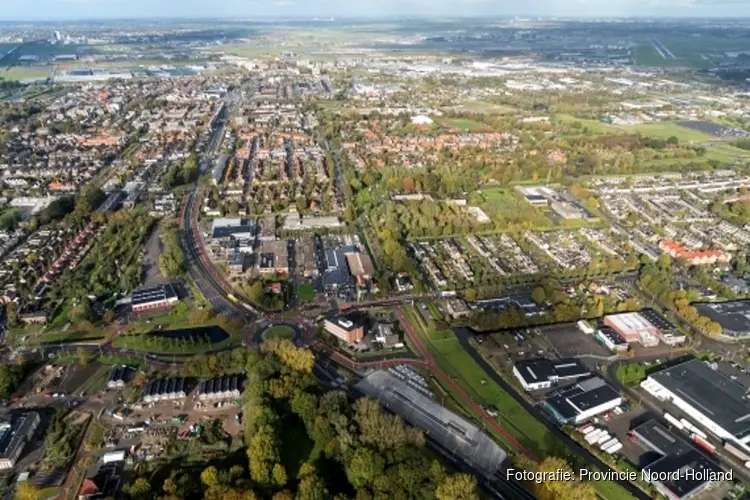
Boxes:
[538,323,612,358]
[481,323,612,367]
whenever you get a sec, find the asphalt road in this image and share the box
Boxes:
[452,328,650,500]
[181,191,238,318]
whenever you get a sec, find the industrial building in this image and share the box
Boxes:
[197,375,243,401]
[210,218,256,242]
[324,315,366,344]
[694,300,750,338]
[322,247,352,291]
[142,378,187,403]
[630,419,727,500]
[0,412,40,470]
[603,309,683,347]
[641,359,750,453]
[131,284,179,313]
[107,365,131,389]
[282,211,343,231]
[542,377,622,424]
[512,358,590,391]
[256,240,289,275]
[345,252,375,287]
[596,325,628,351]
[356,371,507,478]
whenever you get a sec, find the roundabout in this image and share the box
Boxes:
[254,322,303,344]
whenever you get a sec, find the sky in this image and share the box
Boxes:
[1,0,749,20]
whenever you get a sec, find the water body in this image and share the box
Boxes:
[150,326,228,344]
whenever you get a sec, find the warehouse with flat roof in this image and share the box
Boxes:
[694,300,750,338]
[641,359,750,452]
[512,358,590,391]
[543,376,622,424]
[630,420,727,500]
[131,284,179,313]
[603,311,661,347]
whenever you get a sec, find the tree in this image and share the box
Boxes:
[201,466,221,488]
[531,286,547,305]
[0,364,24,398]
[70,297,94,323]
[5,301,18,327]
[102,310,116,324]
[272,463,288,487]
[76,347,89,367]
[435,474,479,500]
[228,465,245,482]
[128,478,151,500]
[346,447,385,489]
[297,473,329,500]
[15,482,40,500]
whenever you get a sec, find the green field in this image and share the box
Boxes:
[554,114,620,135]
[296,283,316,302]
[625,122,713,142]
[437,117,491,132]
[264,325,295,340]
[472,187,555,229]
[633,35,748,68]
[0,66,51,81]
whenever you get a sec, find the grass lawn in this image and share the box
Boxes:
[264,325,295,341]
[280,414,317,479]
[554,114,619,135]
[437,117,492,132]
[473,187,553,228]
[625,122,713,142]
[297,283,316,302]
[449,100,516,115]
[0,66,51,81]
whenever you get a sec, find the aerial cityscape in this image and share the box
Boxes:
[0,8,750,500]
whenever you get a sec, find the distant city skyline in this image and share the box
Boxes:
[2,0,750,21]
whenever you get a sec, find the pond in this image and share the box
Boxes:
[150,326,229,344]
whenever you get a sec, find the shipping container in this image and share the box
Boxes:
[664,412,684,430]
[691,434,716,454]
[606,443,623,454]
[599,438,620,451]
[585,429,605,444]
[580,425,595,435]
[725,442,750,462]
[596,433,612,445]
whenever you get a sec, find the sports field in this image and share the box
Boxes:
[437,117,491,132]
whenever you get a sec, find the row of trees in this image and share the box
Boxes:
[162,153,199,189]
[638,257,723,337]
[158,221,185,278]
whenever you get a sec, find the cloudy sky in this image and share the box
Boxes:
[1,0,748,20]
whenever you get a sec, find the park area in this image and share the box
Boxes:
[471,187,567,229]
